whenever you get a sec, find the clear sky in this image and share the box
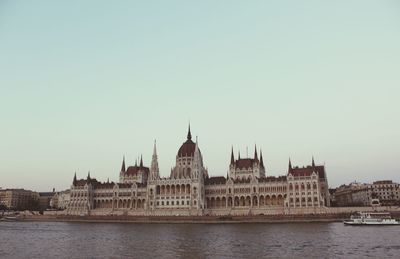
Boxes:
[1,1,399,192]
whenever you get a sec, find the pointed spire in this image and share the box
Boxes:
[87,171,91,180]
[135,159,137,167]
[153,140,157,156]
[260,149,264,168]
[107,177,109,183]
[312,156,315,167]
[151,140,160,180]
[194,136,199,156]
[230,147,235,165]
[288,158,292,174]
[238,151,241,160]
[121,156,126,172]
[140,155,143,167]
[254,144,258,161]
[187,123,192,140]
[73,172,77,186]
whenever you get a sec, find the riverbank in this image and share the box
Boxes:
[18,211,400,224]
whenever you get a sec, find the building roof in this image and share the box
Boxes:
[233,178,251,184]
[96,182,115,189]
[205,176,227,185]
[38,192,55,197]
[125,166,150,175]
[117,183,132,188]
[258,176,287,183]
[74,178,100,187]
[235,158,256,169]
[289,165,326,179]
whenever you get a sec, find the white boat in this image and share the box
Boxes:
[0,216,21,222]
[344,212,399,225]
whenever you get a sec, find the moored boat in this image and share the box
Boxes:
[344,212,399,225]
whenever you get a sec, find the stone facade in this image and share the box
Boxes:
[334,180,400,207]
[0,189,39,210]
[66,126,330,216]
[50,190,71,210]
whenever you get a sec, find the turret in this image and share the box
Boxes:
[254,145,258,161]
[288,158,292,174]
[150,140,160,180]
[121,156,126,173]
[260,149,264,168]
[73,172,77,186]
[192,136,202,179]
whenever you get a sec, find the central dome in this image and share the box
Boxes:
[178,139,196,157]
[177,125,200,157]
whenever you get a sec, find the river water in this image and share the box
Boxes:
[0,221,399,258]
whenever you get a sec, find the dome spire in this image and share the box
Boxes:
[187,123,192,140]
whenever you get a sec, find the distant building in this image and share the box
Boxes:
[38,190,56,210]
[334,182,370,207]
[332,180,400,207]
[50,190,70,210]
[66,126,330,216]
[0,189,39,210]
[370,180,400,206]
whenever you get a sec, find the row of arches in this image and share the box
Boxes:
[68,201,88,208]
[289,182,318,191]
[206,194,285,209]
[92,199,147,210]
[156,184,191,196]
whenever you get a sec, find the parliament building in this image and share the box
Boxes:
[66,126,330,216]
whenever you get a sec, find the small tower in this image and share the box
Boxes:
[288,158,292,174]
[230,147,235,165]
[312,156,315,168]
[73,172,77,186]
[192,137,202,179]
[150,140,160,180]
[120,156,126,174]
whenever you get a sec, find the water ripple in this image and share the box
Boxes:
[0,222,399,258]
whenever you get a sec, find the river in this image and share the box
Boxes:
[0,221,399,258]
